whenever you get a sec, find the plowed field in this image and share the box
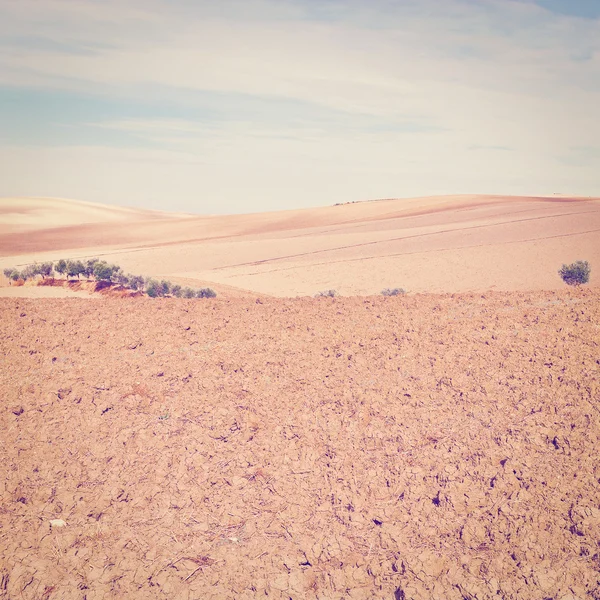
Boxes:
[1,290,599,599]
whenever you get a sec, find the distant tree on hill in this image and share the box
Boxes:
[115,272,130,286]
[182,287,195,299]
[145,279,162,298]
[171,284,182,297]
[21,264,38,280]
[39,262,54,278]
[83,258,100,279]
[67,260,86,279]
[128,275,145,291]
[93,261,119,282]
[3,268,16,283]
[160,280,171,296]
[197,287,217,298]
[55,259,68,276]
[559,260,591,287]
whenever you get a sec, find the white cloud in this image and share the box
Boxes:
[0,0,598,211]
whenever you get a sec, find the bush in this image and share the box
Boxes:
[381,288,406,296]
[315,289,337,298]
[171,284,182,298]
[3,268,15,282]
[10,271,21,282]
[182,287,195,299]
[197,287,217,298]
[55,259,67,276]
[559,260,591,287]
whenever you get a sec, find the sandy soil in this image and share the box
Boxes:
[0,285,100,299]
[1,290,599,599]
[1,195,598,296]
[0,197,183,234]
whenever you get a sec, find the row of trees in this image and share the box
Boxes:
[3,259,216,299]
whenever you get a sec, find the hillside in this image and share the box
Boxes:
[1,195,599,295]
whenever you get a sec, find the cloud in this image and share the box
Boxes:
[468,145,514,152]
[0,0,598,212]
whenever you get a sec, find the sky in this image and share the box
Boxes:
[0,0,599,214]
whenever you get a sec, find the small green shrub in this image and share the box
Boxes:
[559,260,590,286]
[171,284,182,298]
[381,288,406,296]
[182,287,195,299]
[315,289,338,298]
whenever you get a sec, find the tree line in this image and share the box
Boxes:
[3,259,216,298]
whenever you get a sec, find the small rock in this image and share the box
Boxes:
[50,519,66,528]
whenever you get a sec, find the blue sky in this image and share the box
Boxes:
[0,0,598,213]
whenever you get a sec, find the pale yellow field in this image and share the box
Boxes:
[1,195,598,296]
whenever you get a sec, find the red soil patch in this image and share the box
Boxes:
[36,277,142,298]
[1,291,599,599]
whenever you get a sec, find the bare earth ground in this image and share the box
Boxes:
[0,285,100,299]
[1,195,599,295]
[1,290,599,599]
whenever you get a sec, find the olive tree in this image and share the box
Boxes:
[128,275,145,291]
[145,279,162,297]
[67,260,86,279]
[55,259,68,276]
[83,258,100,278]
[93,261,119,282]
[197,287,217,298]
[39,262,54,278]
[3,268,16,283]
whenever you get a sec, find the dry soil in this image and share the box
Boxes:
[2,195,599,295]
[1,290,599,599]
